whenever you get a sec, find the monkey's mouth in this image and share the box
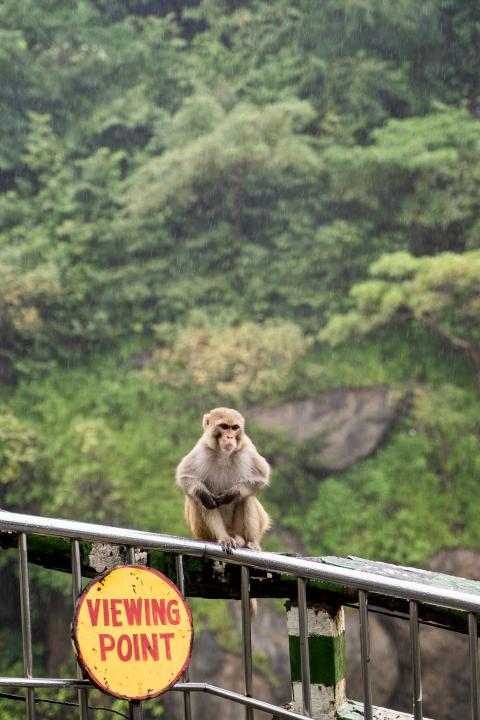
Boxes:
[222,442,236,453]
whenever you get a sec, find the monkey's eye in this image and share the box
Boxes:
[231,424,240,431]
[219,423,230,430]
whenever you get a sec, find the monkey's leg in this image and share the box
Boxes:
[184,496,216,541]
[209,509,240,553]
[232,496,270,551]
[185,497,238,552]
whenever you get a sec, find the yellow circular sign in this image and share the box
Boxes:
[73,565,193,700]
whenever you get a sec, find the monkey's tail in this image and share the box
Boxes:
[250,598,258,618]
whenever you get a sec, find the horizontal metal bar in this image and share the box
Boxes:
[173,682,310,719]
[0,678,92,689]
[0,678,308,719]
[2,511,480,613]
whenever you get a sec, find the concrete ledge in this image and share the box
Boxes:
[339,700,434,719]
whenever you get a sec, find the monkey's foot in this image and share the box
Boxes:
[231,534,246,548]
[246,541,261,551]
[220,537,237,554]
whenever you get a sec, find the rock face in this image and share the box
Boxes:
[345,610,401,706]
[250,387,407,471]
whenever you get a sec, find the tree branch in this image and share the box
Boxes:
[420,313,480,393]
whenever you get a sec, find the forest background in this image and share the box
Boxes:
[0,0,479,717]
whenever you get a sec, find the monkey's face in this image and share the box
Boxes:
[203,408,245,453]
[215,422,241,453]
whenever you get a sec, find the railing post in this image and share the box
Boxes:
[241,565,254,720]
[71,539,90,720]
[127,547,143,720]
[409,600,423,720]
[175,554,193,720]
[469,613,480,720]
[286,600,346,719]
[18,533,36,720]
[359,590,373,720]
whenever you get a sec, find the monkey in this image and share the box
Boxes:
[175,407,271,555]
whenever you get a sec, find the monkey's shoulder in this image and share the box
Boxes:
[175,442,210,477]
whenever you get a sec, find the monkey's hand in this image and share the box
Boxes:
[195,487,218,510]
[215,487,241,506]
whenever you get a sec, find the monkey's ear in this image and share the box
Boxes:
[202,413,211,431]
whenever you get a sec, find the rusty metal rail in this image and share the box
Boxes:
[0,510,479,720]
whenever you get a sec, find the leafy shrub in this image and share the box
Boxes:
[144,320,310,404]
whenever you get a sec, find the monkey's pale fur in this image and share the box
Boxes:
[175,407,271,553]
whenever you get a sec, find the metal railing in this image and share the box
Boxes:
[0,510,479,720]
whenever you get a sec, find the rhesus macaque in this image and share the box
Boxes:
[176,407,271,554]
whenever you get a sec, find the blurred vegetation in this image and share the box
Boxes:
[0,0,479,715]
[144,318,311,403]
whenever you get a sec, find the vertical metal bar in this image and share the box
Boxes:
[71,540,90,720]
[129,701,143,720]
[241,564,254,720]
[18,533,36,720]
[409,600,423,720]
[175,554,193,720]
[469,613,480,720]
[359,589,373,720]
[127,546,143,720]
[297,577,312,717]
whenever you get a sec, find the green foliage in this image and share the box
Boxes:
[300,385,480,565]
[2,5,479,374]
[312,325,475,390]
[0,412,38,508]
[11,357,193,534]
[321,249,480,389]
[145,318,310,404]
[0,0,477,566]
[324,110,480,255]
[187,0,444,139]
[189,597,240,654]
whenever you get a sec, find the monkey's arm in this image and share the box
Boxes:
[176,453,218,510]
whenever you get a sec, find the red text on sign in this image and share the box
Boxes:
[86,598,180,627]
[99,632,175,662]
